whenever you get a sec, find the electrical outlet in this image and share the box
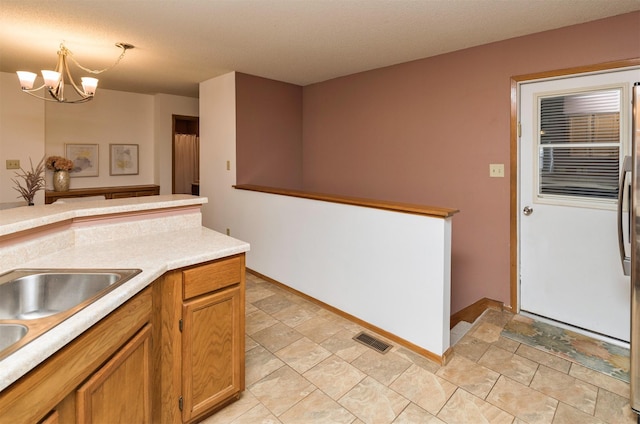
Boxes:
[226,228,230,236]
[6,160,20,170]
[489,163,505,178]
[226,160,231,171]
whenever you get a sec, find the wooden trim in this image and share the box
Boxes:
[450,297,504,329]
[247,268,448,365]
[511,58,640,84]
[172,115,200,195]
[509,58,640,314]
[234,184,459,218]
[153,271,184,424]
[510,76,519,315]
[440,346,454,366]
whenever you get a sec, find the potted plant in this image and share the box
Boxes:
[11,157,45,205]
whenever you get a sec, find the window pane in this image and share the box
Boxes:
[539,146,619,199]
[537,88,622,201]
[540,90,620,145]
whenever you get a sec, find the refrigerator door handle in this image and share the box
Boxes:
[618,155,632,276]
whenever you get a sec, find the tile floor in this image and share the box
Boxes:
[203,272,637,424]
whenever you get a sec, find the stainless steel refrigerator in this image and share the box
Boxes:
[629,82,640,420]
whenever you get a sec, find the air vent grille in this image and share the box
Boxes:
[353,332,392,354]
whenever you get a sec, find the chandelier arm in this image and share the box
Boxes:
[44,51,65,101]
[20,89,64,102]
[62,54,91,99]
[23,90,91,104]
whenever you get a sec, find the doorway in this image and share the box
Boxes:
[172,115,200,195]
[518,68,638,343]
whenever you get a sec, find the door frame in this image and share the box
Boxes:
[172,114,200,194]
[509,58,640,313]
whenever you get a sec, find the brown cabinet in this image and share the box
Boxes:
[0,254,245,424]
[76,325,153,423]
[0,288,152,424]
[155,254,246,423]
[183,285,243,421]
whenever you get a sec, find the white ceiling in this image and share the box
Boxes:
[1,1,638,98]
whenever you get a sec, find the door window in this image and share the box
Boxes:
[536,87,625,207]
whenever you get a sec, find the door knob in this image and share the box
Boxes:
[523,206,533,216]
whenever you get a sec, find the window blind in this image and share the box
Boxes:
[538,89,621,200]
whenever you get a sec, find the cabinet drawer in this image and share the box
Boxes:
[183,255,242,300]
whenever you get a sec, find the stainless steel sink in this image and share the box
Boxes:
[0,268,141,358]
[0,324,28,352]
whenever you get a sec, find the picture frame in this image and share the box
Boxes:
[65,143,99,177]
[110,144,139,176]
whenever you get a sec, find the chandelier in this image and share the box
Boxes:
[16,42,134,104]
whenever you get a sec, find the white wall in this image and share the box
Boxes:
[153,94,199,195]
[235,189,453,356]
[0,73,45,204]
[199,72,237,232]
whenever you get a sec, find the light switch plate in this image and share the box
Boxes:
[489,163,504,178]
[6,159,20,170]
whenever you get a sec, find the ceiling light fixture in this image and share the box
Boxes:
[16,42,134,104]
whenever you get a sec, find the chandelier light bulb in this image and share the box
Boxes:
[81,77,99,95]
[16,71,37,90]
[41,70,61,89]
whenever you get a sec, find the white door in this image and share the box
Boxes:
[520,69,639,343]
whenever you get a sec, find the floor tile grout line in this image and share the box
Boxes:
[240,277,635,424]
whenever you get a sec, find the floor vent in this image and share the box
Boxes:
[353,332,392,354]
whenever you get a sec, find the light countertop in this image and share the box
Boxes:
[0,194,206,237]
[0,196,250,391]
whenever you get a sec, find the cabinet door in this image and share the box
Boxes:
[76,324,152,423]
[38,411,59,424]
[182,286,242,422]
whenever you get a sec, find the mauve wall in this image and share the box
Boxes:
[236,72,303,189]
[301,12,640,314]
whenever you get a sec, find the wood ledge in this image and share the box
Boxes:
[234,184,458,218]
[450,297,506,329]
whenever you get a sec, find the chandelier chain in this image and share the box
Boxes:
[62,43,129,75]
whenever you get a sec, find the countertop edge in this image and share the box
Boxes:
[0,195,207,237]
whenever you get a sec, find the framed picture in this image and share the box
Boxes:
[65,143,99,177]
[110,144,139,175]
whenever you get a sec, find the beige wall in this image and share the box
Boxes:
[300,12,640,313]
[44,89,155,189]
[0,72,198,202]
[0,72,45,204]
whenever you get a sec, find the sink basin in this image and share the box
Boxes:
[0,268,141,358]
[0,269,140,320]
[0,324,27,352]
[0,269,142,321]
